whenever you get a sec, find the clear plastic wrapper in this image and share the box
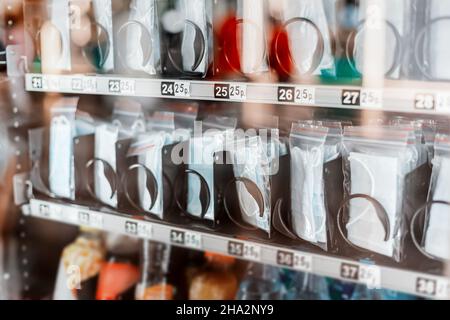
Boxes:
[118,0,160,75]
[419,135,450,261]
[279,0,336,77]
[341,125,419,261]
[350,0,412,79]
[186,116,237,221]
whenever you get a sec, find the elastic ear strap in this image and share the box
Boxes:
[85,158,118,204]
[414,16,450,81]
[167,20,207,75]
[223,177,265,231]
[345,19,402,77]
[410,200,450,261]
[337,194,391,253]
[117,20,153,70]
[81,21,112,69]
[174,169,211,220]
[122,163,159,213]
[274,17,325,77]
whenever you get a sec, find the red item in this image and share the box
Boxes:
[96,262,140,300]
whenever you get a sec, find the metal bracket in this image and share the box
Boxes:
[5,45,26,77]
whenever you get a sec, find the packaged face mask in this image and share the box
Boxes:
[423,136,450,260]
[342,126,419,261]
[41,0,71,73]
[419,1,450,80]
[90,0,114,72]
[351,0,410,79]
[281,0,335,76]
[229,136,272,234]
[48,98,79,200]
[235,0,269,75]
[180,0,211,75]
[120,0,160,75]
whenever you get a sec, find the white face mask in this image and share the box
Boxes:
[290,146,327,244]
[281,0,334,75]
[136,132,169,218]
[124,0,159,75]
[187,135,223,220]
[94,124,119,207]
[180,0,209,74]
[346,152,399,257]
[92,0,114,72]
[49,115,75,199]
[425,156,450,260]
[427,0,450,80]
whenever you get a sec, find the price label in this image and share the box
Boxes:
[170,230,202,249]
[229,84,247,101]
[359,264,381,289]
[278,86,295,103]
[124,220,153,239]
[227,241,261,261]
[78,211,103,229]
[108,79,135,95]
[276,250,313,272]
[161,81,191,97]
[295,87,316,105]
[342,90,361,106]
[31,76,43,90]
[416,277,449,298]
[415,93,435,111]
[214,83,229,99]
[73,78,97,92]
[37,203,50,217]
[340,263,360,281]
[361,89,382,108]
[436,93,450,112]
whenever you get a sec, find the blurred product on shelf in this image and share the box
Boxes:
[135,240,175,300]
[237,263,285,300]
[96,234,140,300]
[53,227,105,300]
[282,269,331,300]
[189,252,238,300]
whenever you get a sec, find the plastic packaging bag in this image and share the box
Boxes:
[281,0,336,76]
[187,116,237,221]
[119,0,160,75]
[350,0,411,79]
[342,125,419,261]
[90,0,114,72]
[422,135,450,260]
[49,98,79,199]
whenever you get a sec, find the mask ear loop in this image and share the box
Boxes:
[166,20,207,76]
[121,163,158,214]
[117,20,153,72]
[81,21,111,70]
[223,177,265,231]
[337,194,391,253]
[223,18,268,76]
[35,25,66,69]
[414,16,450,81]
[410,200,450,261]
[345,19,402,78]
[85,158,118,207]
[274,17,325,77]
[174,169,211,221]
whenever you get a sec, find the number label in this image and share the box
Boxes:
[342,90,361,106]
[415,93,435,110]
[359,265,381,288]
[31,76,43,89]
[229,84,247,100]
[416,277,437,296]
[215,83,229,99]
[340,263,360,281]
[161,81,190,97]
[124,221,153,238]
[295,87,315,105]
[78,211,103,228]
[170,230,202,249]
[108,79,135,95]
[277,250,313,272]
[228,241,260,261]
[278,86,295,103]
